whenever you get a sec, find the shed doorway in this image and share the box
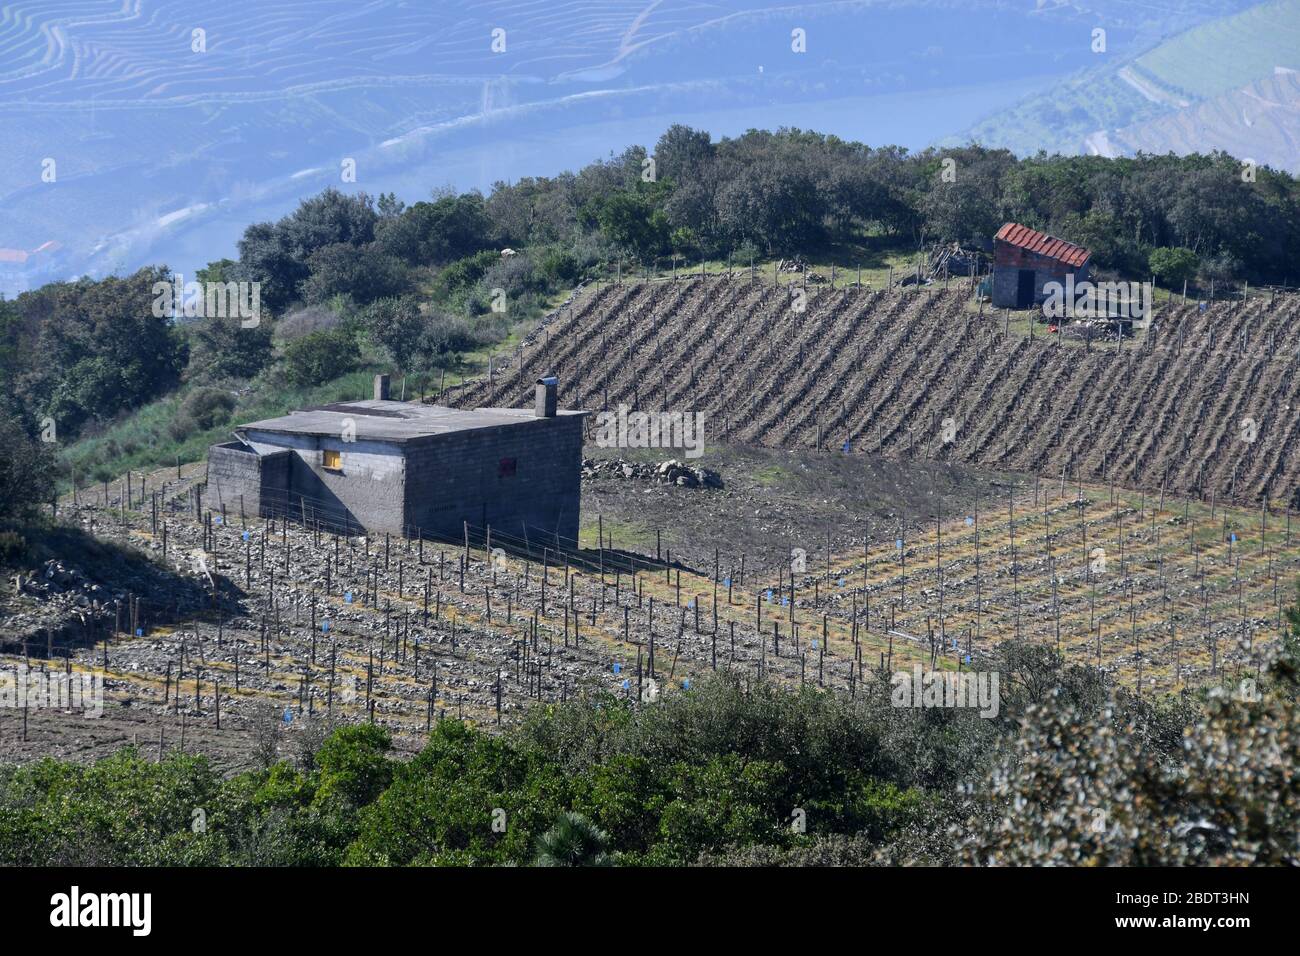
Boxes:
[1016,269,1036,309]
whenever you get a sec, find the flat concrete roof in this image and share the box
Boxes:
[236,400,585,444]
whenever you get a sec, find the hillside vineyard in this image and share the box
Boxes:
[454,280,1300,508]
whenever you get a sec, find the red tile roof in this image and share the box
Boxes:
[995,222,1090,268]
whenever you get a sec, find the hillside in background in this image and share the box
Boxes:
[1131,0,1300,97]
[959,0,1300,170]
[0,0,1245,295]
[1107,69,1300,173]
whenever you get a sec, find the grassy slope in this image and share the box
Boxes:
[57,280,583,486]
[61,370,384,488]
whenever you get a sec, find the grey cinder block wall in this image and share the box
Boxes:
[206,442,292,520]
[403,414,584,543]
[205,382,586,543]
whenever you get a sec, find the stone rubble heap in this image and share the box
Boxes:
[15,559,120,610]
[581,458,723,489]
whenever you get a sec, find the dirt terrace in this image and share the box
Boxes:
[453,279,1300,507]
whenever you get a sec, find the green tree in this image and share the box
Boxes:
[282,328,357,386]
[377,193,491,266]
[187,315,274,382]
[33,268,187,436]
[346,720,568,865]
[588,186,670,257]
[235,190,379,313]
[533,812,614,867]
[313,724,394,809]
[653,125,714,183]
[277,188,378,261]
[300,243,411,306]
[360,296,425,371]
[1148,246,1199,287]
[0,409,57,526]
[168,387,237,441]
[235,222,306,315]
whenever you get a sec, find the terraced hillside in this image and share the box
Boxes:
[3,459,1283,769]
[451,279,1300,508]
[1131,0,1300,102]
[1110,69,1300,175]
[960,0,1296,157]
[1,460,882,765]
[804,479,1288,695]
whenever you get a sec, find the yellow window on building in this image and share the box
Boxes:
[322,448,341,471]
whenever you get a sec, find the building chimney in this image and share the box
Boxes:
[374,374,390,401]
[535,375,558,418]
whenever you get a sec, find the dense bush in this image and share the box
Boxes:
[951,679,1299,866]
[1149,246,1199,286]
[282,328,358,386]
[536,246,581,285]
[420,313,483,360]
[276,303,343,342]
[236,188,378,313]
[0,530,27,563]
[358,296,425,370]
[167,387,237,440]
[430,249,501,302]
[185,315,274,383]
[300,242,411,305]
[376,192,491,266]
[5,629,1294,867]
[0,409,58,526]
[2,268,187,440]
[480,251,547,305]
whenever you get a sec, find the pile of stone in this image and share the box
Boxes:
[775,257,826,282]
[15,560,116,610]
[657,459,723,488]
[582,458,657,481]
[3,561,121,647]
[581,458,722,489]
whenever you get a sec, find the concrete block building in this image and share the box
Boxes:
[991,222,1091,309]
[206,375,586,543]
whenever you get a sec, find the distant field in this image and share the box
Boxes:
[1134,0,1300,100]
[959,0,1300,156]
[1111,69,1300,174]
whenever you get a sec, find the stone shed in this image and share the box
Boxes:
[206,376,586,543]
[991,222,1092,309]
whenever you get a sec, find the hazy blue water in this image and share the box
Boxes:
[149,74,1047,279]
[0,0,1217,294]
